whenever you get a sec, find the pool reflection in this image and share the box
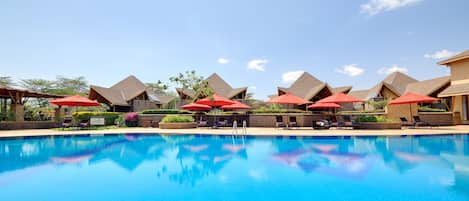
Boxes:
[0,134,468,193]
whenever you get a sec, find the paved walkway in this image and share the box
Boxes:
[0,125,468,138]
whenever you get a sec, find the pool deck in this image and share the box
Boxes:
[0,125,468,138]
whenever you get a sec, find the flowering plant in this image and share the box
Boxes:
[125,112,138,122]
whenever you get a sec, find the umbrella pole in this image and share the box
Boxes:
[409,104,413,122]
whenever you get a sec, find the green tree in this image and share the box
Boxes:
[20,79,55,93]
[146,80,169,95]
[0,76,15,87]
[55,76,88,95]
[169,70,213,101]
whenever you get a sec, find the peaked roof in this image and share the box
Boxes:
[89,75,159,106]
[331,86,352,94]
[438,50,469,65]
[405,76,450,96]
[177,73,247,99]
[349,72,418,100]
[277,72,342,100]
[381,72,418,95]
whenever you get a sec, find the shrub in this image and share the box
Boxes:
[125,112,138,127]
[141,109,192,114]
[354,115,393,123]
[161,115,195,123]
[72,112,120,125]
[418,106,446,112]
[251,106,305,114]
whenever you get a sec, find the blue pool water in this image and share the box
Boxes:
[1,134,469,201]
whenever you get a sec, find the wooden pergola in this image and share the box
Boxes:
[0,87,64,121]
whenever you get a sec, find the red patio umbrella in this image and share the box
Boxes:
[308,102,342,109]
[195,94,235,128]
[181,103,212,111]
[49,94,100,107]
[389,92,438,121]
[221,101,251,110]
[267,93,311,105]
[196,94,235,107]
[267,93,311,128]
[317,93,362,104]
[389,92,437,105]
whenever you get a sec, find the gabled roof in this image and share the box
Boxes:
[381,72,418,95]
[438,50,469,65]
[348,89,370,100]
[405,76,450,96]
[89,75,160,106]
[331,86,352,94]
[177,73,247,99]
[348,72,418,100]
[277,72,351,101]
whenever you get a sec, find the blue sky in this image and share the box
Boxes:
[1,0,468,99]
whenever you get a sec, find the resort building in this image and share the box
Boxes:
[89,75,175,112]
[349,72,419,110]
[273,72,352,103]
[176,73,248,105]
[438,50,469,124]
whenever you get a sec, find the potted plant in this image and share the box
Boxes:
[125,112,139,127]
[158,115,197,129]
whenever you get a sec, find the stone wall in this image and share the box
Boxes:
[249,114,330,127]
[418,112,454,126]
[0,121,57,130]
[386,103,418,122]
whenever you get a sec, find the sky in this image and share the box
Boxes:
[1,0,468,99]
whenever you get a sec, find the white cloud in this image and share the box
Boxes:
[378,65,408,75]
[249,86,257,90]
[335,64,364,77]
[247,59,268,72]
[282,70,304,84]
[217,57,229,64]
[424,49,458,60]
[361,0,422,16]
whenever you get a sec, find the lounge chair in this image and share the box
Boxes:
[60,118,73,129]
[413,116,431,128]
[78,119,90,129]
[288,116,298,128]
[197,120,208,127]
[312,120,331,129]
[399,117,415,128]
[275,116,286,128]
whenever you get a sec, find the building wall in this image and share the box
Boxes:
[447,58,469,125]
[450,59,469,82]
[451,95,469,125]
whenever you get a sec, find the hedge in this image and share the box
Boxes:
[141,109,192,114]
[418,107,446,112]
[72,112,121,125]
[160,115,195,123]
[354,115,393,123]
[251,109,306,114]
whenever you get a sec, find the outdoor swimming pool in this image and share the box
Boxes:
[0,134,468,201]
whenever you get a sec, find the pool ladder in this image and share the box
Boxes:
[232,120,247,135]
[231,120,247,146]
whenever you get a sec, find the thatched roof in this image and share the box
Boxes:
[348,72,418,100]
[405,76,450,96]
[276,72,347,101]
[439,82,469,97]
[89,75,160,106]
[331,86,352,94]
[438,50,469,65]
[177,73,247,99]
